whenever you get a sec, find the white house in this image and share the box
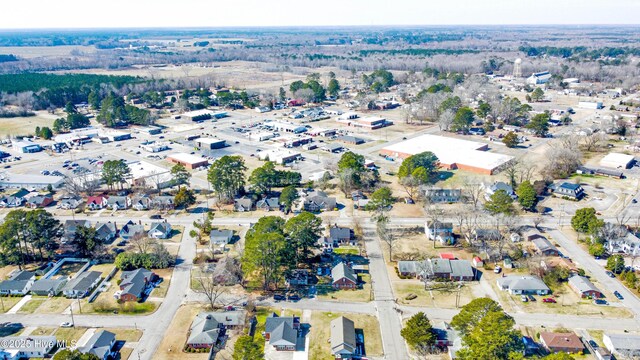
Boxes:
[148,222,172,239]
[603,333,640,358]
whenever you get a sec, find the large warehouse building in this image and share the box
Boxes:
[600,152,635,169]
[167,153,209,170]
[380,134,513,175]
[195,138,227,150]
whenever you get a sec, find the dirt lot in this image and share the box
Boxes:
[156,304,210,360]
[309,311,382,360]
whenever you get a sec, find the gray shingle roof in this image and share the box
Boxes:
[331,262,357,284]
[210,230,233,245]
[80,330,115,359]
[64,271,101,293]
[331,316,356,355]
[270,322,297,346]
[497,276,550,292]
[188,312,222,345]
[568,275,601,295]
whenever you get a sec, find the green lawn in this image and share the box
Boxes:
[0,296,22,313]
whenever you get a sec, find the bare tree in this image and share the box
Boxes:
[376,215,396,261]
[130,233,156,254]
[461,178,484,210]
[438,109,455,131]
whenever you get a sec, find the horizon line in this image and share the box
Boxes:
[2,24,640,32]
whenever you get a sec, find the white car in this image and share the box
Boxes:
[60,322,73,328]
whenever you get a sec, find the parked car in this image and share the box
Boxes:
[273,294,286,301]
[588,340,598,348]
[117,241,127,247]
[287,294,301,302]
[494,266,502,274]
[606,271,615,278]
[60,322,73,328]
[542,298,556,303]
[593,299,608,305]
[520,295,528,302]
[614,291,624,300]
[527,295,536,302]
[150,214,162,219]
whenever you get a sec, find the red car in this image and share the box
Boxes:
[542,298,556,303]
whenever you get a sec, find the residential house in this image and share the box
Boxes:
[398,259,475,281]
[94,222,117,243]
[63,271,101,298]
[330,316,357,359]
[30,278,67,296]
[86,195,108,210]
[303,191,337,212]
[603,333,640,358]
[79,330,116,360]
[0,195,25,208]
[116,268,157,302]
[568,275,604,298]
[63,219,91,242]
[234,196,254,212]
[484,181,517,200]
[286,269,313,287]
[148,221,172,239]
[107,196,131,210]
[150,195,175,210]
[552,182,585,200]
[58,196,82,210]
[186,310,246,348]
[329,225,355,246]
[318,236,335,252]
[473,228,501,242]
[539,332,584,354]
[496,276,550,295]
[433,322,461,349]
[0,271,36,296]
[26,194,54,208]
[119,220,146,241]
[256,197,280,211]
[210,229,233,253]
[426,221,455,245]
[398,261,419,278]
[331,262,358,290]
[607,232,640,256]
[131,195,150,211]
[0,336,56,359]
[424,188,462,203]
[187,313,222,349]
[351,190,365,201]
[531,236,560,256]
[264,313,300,351]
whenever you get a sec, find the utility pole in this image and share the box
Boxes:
[69,302,75,327]
[77,295,82,313]
[0,296,4,312]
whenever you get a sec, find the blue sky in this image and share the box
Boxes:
[2,0,639,29]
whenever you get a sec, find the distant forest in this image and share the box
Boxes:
[0,73,142,93]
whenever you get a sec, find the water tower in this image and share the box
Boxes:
[513,58,522,78]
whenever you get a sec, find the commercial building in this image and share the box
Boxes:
[128,161,172,188]
[265,121,308,134]
[578,101,604,110]
[257,149,300,164]
[182,109,216,121]
[526,71,552,85]
[140,141,170,153]
[250,131,276,141]
[195,138,226,150]
[600,152,635,169]
[167,153,209,169]
[337,116,393,130]
[381,134,513,175]
[0,173,64,190]
[11,140,42,153]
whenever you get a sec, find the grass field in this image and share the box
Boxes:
[104,328,143,342]
[393,282,475,308]
[309,311,382,360]
[0,112,58,137]
[155,304,210,360]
